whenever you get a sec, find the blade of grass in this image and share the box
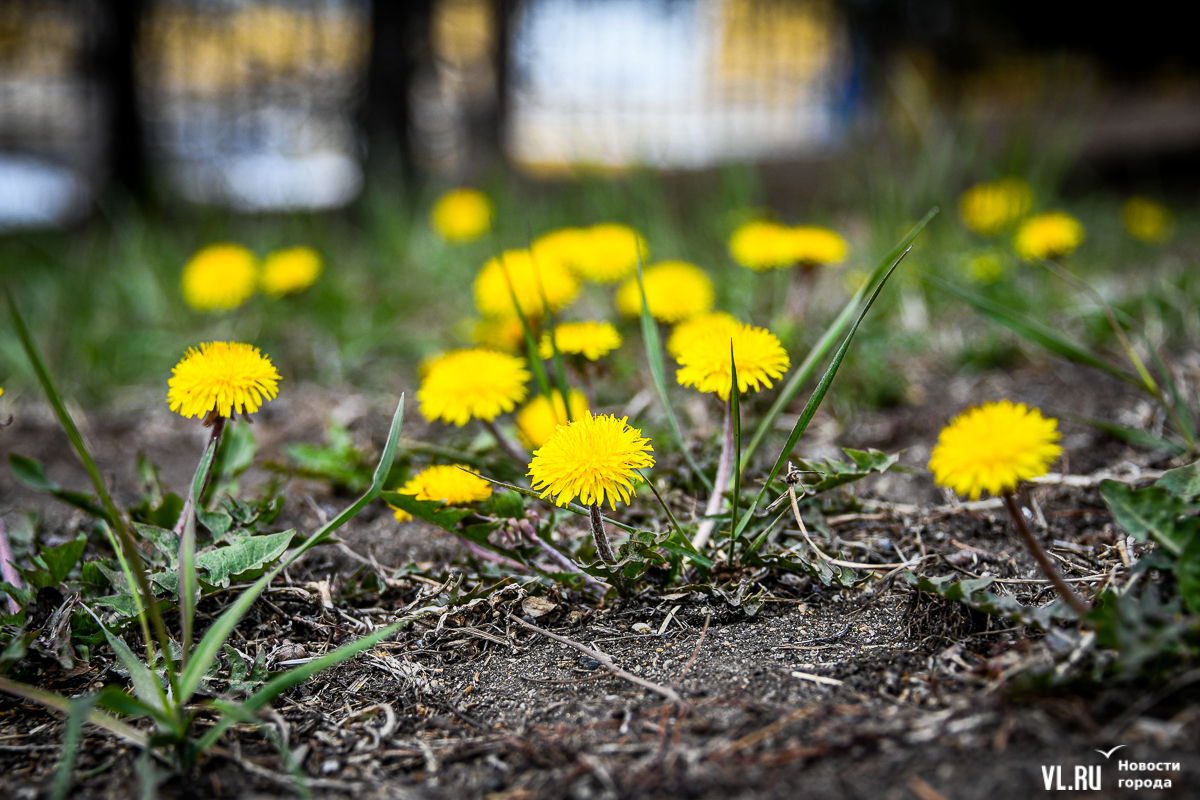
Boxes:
[49,693,99,800]
[80,605,169,721]
[735,249,909,542]
[741,208,938,470]
[635,257,712,490]
[528,242,576,421]
[1060,411,1187,456]
[98,522,156,675]
[492,247,553,399]
[6,291,175,686]
[1146,337,1196,449]
[178,395,404,705]
[727,343,742,561]
[0,676,147,746]
[927,276,1143,389]
[179,436,218,669]
[632,468,710,567]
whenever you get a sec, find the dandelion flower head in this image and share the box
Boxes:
[532,227,588,274]
[615,260,714,323]
[573,223,649,283]
[929,400,1061,500]
[181,243,258,312]
[959,178,1033,236]
[516,389,590,448]
[260,246,322,297]
[729,220,794,271]
[390,464,492,522]
[1122,197,1174,244]
[168,342,280,419]
[528,412,654,510]
[474,249,580,319]
[431,188,492,243]
[1013,211,1084,261]
[419,348,530,426]
[787,226,848,266]
[666,311,740,358]
[675,321,790,401]
[539,321,622,361]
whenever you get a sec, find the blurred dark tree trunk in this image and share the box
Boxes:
[92,0,148,200]
[364,0,433,178]
[487,0,514,156]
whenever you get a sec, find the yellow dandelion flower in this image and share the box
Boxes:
[431,188,492,243]
[729,220,794,271]
[390,464,493,522]
[615,260,714,323]
[1122,197,1174,244]
[470,315,527,353]
[474,249,580,319]
[929,400,1062,500]
[675,321,790,401]
[181,243,258,312]
[532,227,589,274]
[666,311,740,358]
[167,342,280,419]
[573,223,649,283]
[419,348,530,426]
[538,321,622,361]
[260,246,322,297]
[959,178,1033,235]
[1013,211,1084,261]
[528,412,654,510]
[516,390,590,448]
[787,226,849,266]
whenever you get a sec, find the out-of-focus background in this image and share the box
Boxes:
[1,0,1197,404]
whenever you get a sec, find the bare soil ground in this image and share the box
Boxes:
[2,360,1198,799]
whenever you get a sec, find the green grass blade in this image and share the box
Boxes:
[180,437,218,669]
[80,605,169,719]
[0,676,148,746]
[98,522,156,672]
[741,208,938,470]
[1062,411,1187,456]
[735,249,909,542]
[6,290,175,685]
[727,344,742,560]
[928,276,1143,389]
[1146,342,1196,448]
[635,258,712,490]
[496,252,553,398]
[544,324,576,423]
[49,693,98,800]
[193,614,430,754]
[178,396,404,705]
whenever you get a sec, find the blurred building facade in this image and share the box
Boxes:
[1,0,1198,226]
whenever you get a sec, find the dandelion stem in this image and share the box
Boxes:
[484,419,531,464]
[693,401,735,550]
[1003,491,1090,616]
[589,503,616,563]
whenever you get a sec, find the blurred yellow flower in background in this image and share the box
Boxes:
[528,412,654,509]
[573,223,648,283]
[418,348,530,426]
[474,249,580,319]
[787,226,848,266]
[390,464,492,522]
[470,315,527,353]
[1122,197,1174,244]
[960,178,1033,235]
[1013,211,1084,260]
[532,227,588,274]
[615,260,714,323]
[929,400,1061,500]
[260,246,322,297]
[181,243,258,311]
[666,311,740,357]
[167,342,280,419]
[516,389,590,448]
[729,220,794,270]
[674,321,790,401]
[538,321,622,361]
[431,188,492,243]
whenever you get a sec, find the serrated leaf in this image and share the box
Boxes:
[1101,480,1196,557]
[904,572,1079,628]
[195,530,297,589]
[792,448,899,496]
[196,509,233,540]
[133,524,179,566]
[1157,461,1200,501]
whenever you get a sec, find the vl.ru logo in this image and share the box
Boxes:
[1041,765,1101,791]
